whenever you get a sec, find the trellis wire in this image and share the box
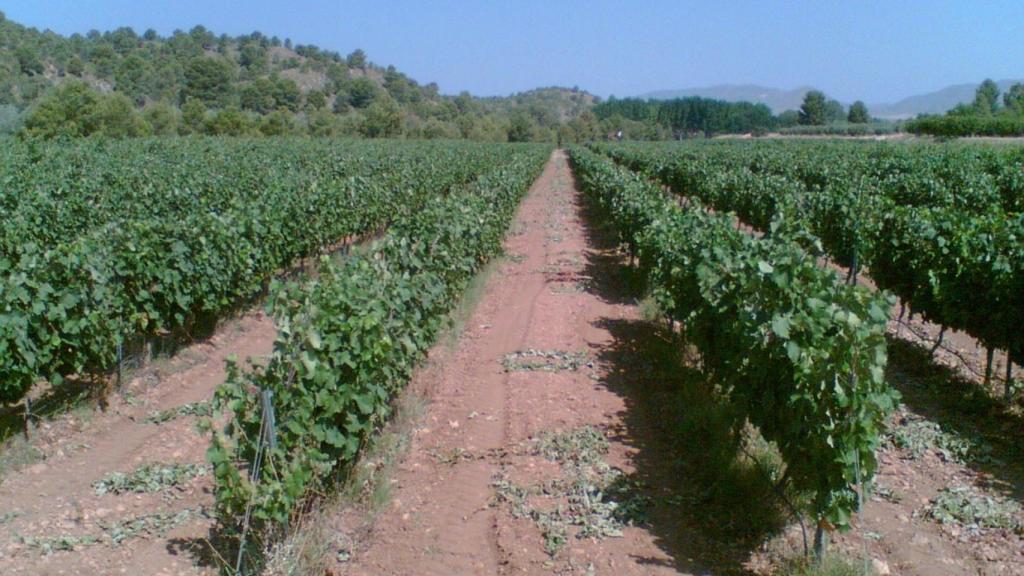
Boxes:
[234,388,277,575]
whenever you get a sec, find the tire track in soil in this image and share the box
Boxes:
[338,151,691,576]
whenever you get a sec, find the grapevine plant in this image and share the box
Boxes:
[569,148,898,543]
[597,140,1024,398]
[0,139,521,405]
[208,147,549,527]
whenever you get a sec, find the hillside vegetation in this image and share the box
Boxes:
[0,11,603,141]
[0,11,900,142]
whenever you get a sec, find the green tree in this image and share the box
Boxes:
[360,95,402,137]
[239,78,277,113]
[973,79,1001,115]
[108,26,141,55]
[150,61,184,103]
[305,89,327,110]
[16,46,44,76]
[23,81,100,138]
[455,113,476,138]
[91,92,150,137]
[948,103,975,117]
[180,97,207,134]
[507,112,535,141]
[454,91,476,115]
[1003,83,1024,115]
[272,77,301,112]
[346,49,367,70]
[567,109,600,142]
[470,115,505,141]
[332,92,351,113]
[421,117,456,139]
[143,101,180,135]
[181,56,233,105]
[824,99,845,123]
[0,104,22,134]
[89,44,117,76]
[777,110,800,127]
[9,77,48,108]
[115,55,152,104]
[847,100,870,123]
[238,42,267,72]
[66,56,85,77]
[259,109,296,135]
[189,25,216,50]
[306,109,338,136]
[383,65,414,103]
[798,90,828,125]
[348,76,378,108]
[239,77,301,113]
[204,106,251,135]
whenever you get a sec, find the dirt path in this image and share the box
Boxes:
[0,311,275,575]
[335,151,692,575]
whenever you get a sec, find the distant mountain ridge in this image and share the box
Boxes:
[639,80,1024,119]
[869,79,1023,119]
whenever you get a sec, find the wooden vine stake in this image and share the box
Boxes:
[984,347,994,387]
[1006,355,1015,404]
[814,522,829,562]
[261,389,279,451]
[23,396,31,440]
[929,326,946,358]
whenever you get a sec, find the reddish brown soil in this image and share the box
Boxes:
[0,312,274,575]
[335,151,692,575]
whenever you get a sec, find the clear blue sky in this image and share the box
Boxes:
[3,0,1022,103]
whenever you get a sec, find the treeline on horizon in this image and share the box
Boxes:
[906,79,1024,137]
[593,91,896,139]
[593,96,775,137]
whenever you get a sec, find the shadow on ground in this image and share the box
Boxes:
[0,311,225,443]
[572,190,791,575]
[167,522,270,574]
[886,337,1024,504]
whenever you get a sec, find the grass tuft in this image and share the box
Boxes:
[777,555,875,576]
[93,462,207,495]
[501,349,592,372]
[492,426,650,557]
[926,484,1023,533]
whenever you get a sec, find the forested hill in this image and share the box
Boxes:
[0,11,894,141]
[0,11,601,140]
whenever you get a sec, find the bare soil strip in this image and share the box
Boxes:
[335,151,691,575]
[0,312,273,575]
